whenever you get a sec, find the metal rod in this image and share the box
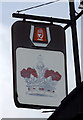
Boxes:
[17,0,60,13]
[75,10,83,20]
[69,1,81,86]
[64,10,83,30]
[42,110,55,113]
[12,13,70,24]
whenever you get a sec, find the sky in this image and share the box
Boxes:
[0,0,82,119]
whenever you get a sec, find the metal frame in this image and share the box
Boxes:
[12,13,70,24]
[12,1,83,111]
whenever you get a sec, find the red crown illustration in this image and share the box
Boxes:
[20,67,62,96]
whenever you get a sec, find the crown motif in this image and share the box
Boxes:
[20,55,62,97]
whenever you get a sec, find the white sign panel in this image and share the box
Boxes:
[16,48,66,107]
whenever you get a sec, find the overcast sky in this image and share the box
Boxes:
[0,0,82,119]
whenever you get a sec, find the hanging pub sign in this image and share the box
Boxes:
[11,20,68,109]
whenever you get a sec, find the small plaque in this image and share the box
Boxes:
[33,27,48,43]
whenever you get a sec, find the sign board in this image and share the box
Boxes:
[12,21,68,109]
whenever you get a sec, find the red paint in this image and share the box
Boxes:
[34,27,48,43]
[20,68,38,78]
[44,70,62,81]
